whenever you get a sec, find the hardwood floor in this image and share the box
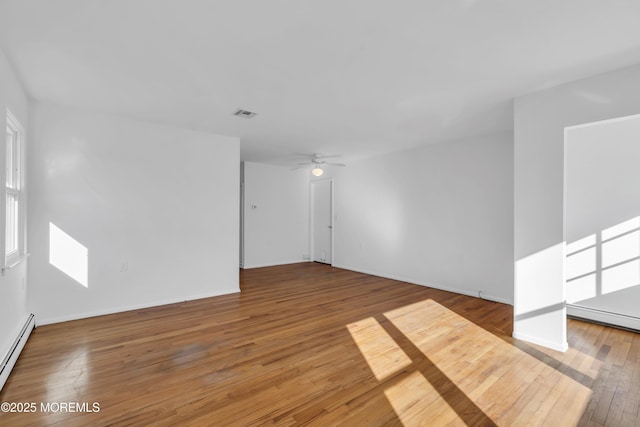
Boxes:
[0,263,638,426]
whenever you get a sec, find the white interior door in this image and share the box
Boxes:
[312,180,332,264]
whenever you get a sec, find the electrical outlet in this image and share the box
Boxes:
[120,261,129,272]
[302,254,310,260]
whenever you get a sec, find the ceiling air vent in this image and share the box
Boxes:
[233,109,258,119]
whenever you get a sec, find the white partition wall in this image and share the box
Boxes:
[514,63,640,350]
[28,102,240,325]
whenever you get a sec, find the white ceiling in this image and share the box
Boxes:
[1,0,640,165]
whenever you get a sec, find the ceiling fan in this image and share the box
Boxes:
[292,153,346,176]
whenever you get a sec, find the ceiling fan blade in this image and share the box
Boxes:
[314,154,341,159]
[290,153,344,170]
[291,165,309,170]
[293,152,341,159]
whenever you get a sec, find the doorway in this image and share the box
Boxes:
[311,179,333,264]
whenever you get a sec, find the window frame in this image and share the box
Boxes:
[5,109,25,269]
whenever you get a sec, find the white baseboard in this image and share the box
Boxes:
[242,260,309,269]
[567,304,640,331]
[477,292,513,305]
[36,287,240,326]
[332,263,513,306]
[1,314,35,391]
[512,330,569,352]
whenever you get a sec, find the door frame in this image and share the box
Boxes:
[309,178,334,265]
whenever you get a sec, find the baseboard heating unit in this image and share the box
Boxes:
[567,305,640,332]
[0,314,35,391]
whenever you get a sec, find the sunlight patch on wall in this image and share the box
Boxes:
[566,216,640,302]
[514,242,566,330]
[346,317,411,381]
[566,234,597,304]
[566,242,596,279]
[49,222,88,287]
[602,260,640,294]
[566,274,597,304]
[602,230,639,268]
[601,217,640,241]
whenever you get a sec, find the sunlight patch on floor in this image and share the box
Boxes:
[384,299,593,425]
[347,317,412,381]
[384,371,459,426]
[348,298,594,425]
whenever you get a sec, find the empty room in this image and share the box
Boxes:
[1,1,640,425]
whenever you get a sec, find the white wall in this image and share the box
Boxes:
[331,132,514,303]
[514,63,640,350]
[565,114,640,328]
[28,102,240,325]
[242,162,310,268]
[0,48,29,367]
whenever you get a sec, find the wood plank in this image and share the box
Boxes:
[0,263,637,426]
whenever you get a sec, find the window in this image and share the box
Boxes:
[5,110,23,267]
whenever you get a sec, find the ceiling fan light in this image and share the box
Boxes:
[311,167,324,177]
